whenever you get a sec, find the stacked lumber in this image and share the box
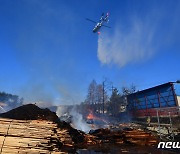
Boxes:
[0,118,66,153]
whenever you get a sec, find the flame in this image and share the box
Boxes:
[86,110,95,120]
[86,110,108,124]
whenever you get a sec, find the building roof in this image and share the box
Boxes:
[128,82,178,96]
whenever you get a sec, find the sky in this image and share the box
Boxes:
[0,0,180,106]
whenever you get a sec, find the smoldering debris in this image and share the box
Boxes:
[87,127,159,146]
[55,105,160,149]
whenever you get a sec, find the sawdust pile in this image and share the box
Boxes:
[0,104,58,121]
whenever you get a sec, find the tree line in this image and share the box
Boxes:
[81,79,136,116]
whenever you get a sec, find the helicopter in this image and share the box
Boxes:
[86,12,111,34]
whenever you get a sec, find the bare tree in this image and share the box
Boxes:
[122,84,136,96]
[86,80,97,104]
[96,84,103,104]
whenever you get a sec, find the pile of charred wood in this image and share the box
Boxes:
[81,128,159,147]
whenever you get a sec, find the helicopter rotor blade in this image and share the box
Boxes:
[102,24,111,28]
[86,18,97,24]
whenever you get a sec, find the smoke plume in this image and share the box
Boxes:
[0,106,6,113]
[70,107,91,133]
[97,19,156,67]
[56,106,91,133]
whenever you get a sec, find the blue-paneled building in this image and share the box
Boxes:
[127,82,180,117]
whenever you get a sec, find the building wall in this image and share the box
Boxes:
[174,83,180,106]
[127,82,179,117]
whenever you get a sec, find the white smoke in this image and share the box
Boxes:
[56,105,69,117]
[70,107,91,133]
[97,18,156,67]
[0,106,6,113]
[56,106,91,133]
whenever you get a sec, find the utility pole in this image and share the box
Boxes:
[111,84,114,95]
[102,78,112,114]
